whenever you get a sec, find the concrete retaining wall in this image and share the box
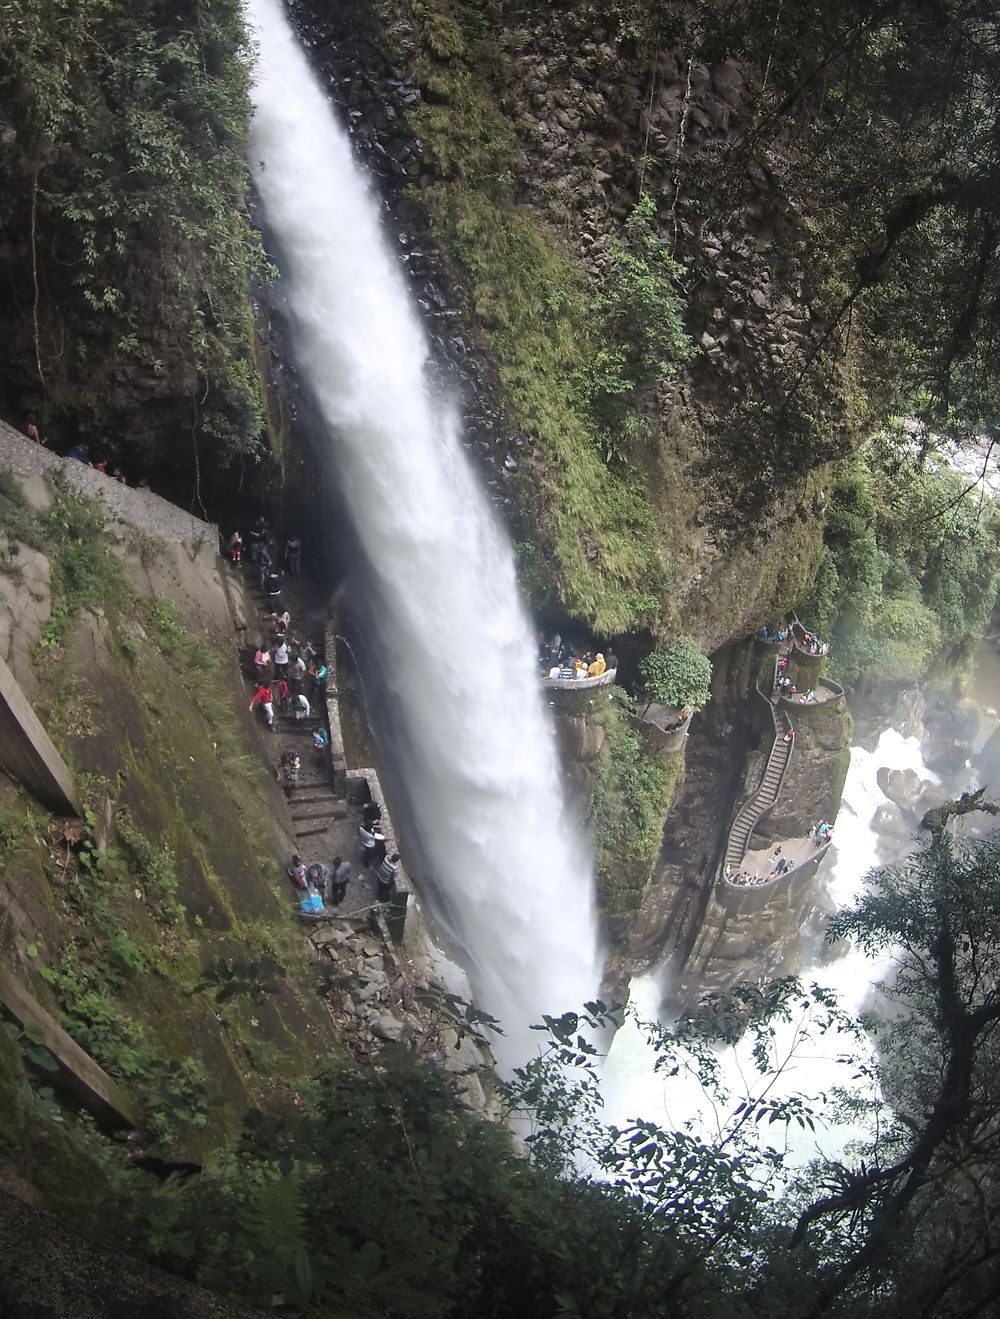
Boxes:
[0,419,216,546]
[0,654,79,814]
[542,666,617,691]
[323,612,411,943]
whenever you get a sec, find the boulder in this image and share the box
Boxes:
[372,1013,405,1042]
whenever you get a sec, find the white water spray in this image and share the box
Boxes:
[244,0,600,1065]
[603,730,936,1163]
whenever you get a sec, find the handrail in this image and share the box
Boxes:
[722,837,831,890]
[721,655,794,870]
[542,666,617,690]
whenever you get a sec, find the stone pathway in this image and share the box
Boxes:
[237,566,383,917]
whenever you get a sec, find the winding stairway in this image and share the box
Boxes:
[722,663,794,871]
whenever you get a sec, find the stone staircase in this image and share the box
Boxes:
[722,664,794,871]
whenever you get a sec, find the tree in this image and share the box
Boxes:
[639,636,712,713]
[784,792,1000,1318]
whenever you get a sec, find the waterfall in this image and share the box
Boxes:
[244,0,601,1066]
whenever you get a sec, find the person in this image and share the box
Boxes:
[25,420,47,446]
[293,691,311,721]
[329,856,351,906]
[371,828,388,869]
[274,639,289,681]
[65,442,91,464]
[253,644,271,681]
[312,726,330,762]
[248,519,264,565]
[287,854,307,891]
[266,569,282,605]
[604,650,619,674]
[284,533,302,580]
[548,664,561,679]
[309,661,328,699]
[359,822,379,867]
[587,653,607,677]
[376,851,399,901]
[574,658,587,678]
[289,652,307,698]
[274,676,289,714]
[277,750,300,794]
[271,609,291,637]
[257,544,272,592]
[306,861,329,895]
[559,660,575,680]
[362,799,382,828]
[783,728,795,743]
[229,531,242,566]
[249,683,275,730]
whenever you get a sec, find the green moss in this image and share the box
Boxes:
[386,0,668,632]
[591,695,685,915]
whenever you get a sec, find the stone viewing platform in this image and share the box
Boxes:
[716,835,832,913]
[779,676,844,709]
[542,666,617,691]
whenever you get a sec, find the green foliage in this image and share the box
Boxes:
[193,954,285,1005]
[581,195,693,419]
[117,815,185,926]
[402,3,681,631]
[640,635,713,711]
[591,693,685,911]
[33,488,127,648]
[0,0,266,467]
[799,436,1000,684]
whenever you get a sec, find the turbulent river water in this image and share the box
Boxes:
[244,0,600,1067]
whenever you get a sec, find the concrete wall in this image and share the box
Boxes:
[0,654,79,814]
[0,419,216,546]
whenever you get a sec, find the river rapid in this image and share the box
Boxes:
[603,644,1000,1160]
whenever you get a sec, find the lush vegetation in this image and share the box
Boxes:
[639,635,713,712]
[590,691,685,916]
[394,0,693,631]
[9,796,1000,1318]
[0,0,266,473]
[799,432,1000,686]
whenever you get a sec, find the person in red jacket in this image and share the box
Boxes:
[249,683,275,731]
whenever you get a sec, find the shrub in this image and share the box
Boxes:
[639,637,712,712]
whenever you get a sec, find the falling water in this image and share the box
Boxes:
[244,0,600,1066]
[602,729,938,1163]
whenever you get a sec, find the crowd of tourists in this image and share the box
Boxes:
[287,798,400,915]
[537,631,618,682]
[247,621,328,733]
[794,625,830,657]
[24,420,150,487]
[809,819,833,847]
[230,514,405,921]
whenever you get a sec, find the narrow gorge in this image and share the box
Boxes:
[3,2,1000,1317]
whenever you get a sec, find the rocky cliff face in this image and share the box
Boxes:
[280,0,845,648]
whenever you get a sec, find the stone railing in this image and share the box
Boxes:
[542,666,617,691]
[717,839,831,913]
[721,661,794,871]
[324,611,411,943]
[778,676,844,710]
[638,702,690,752]
[790,618,828,662]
